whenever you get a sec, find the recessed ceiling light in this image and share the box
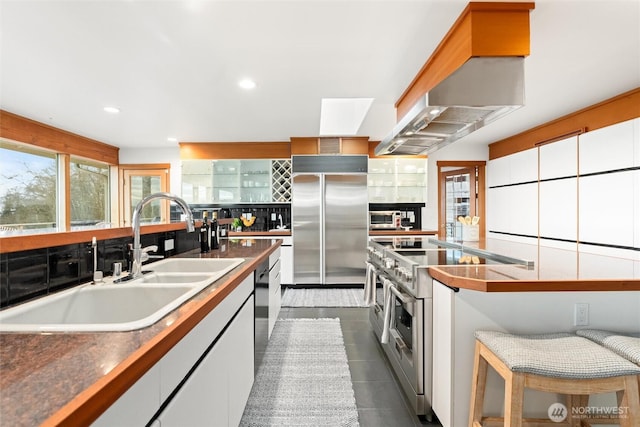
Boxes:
[103,106,120,114]
[238,79,256,90]
[167,137,178,143]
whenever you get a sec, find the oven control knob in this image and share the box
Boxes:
[384,258,394,269]
[404,269,413,282]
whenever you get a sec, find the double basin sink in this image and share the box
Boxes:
[0,258,244,333]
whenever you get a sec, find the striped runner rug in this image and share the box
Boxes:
[281,287,368,308]
[240,318,360,426]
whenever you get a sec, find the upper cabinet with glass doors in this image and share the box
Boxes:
[182,159,291,203]
[368,158,427,203]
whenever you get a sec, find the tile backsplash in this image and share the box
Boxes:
[0,229,199,308]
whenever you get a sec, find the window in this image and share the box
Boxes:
[0,141,57,234]
[120,165,169,226]
[0,140,112,235]
[70,157,110,229]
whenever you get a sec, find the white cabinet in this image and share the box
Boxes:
[158,336,229,427]
[488,147,536,187]
[486,183,537,238]
[159,296,254,426]
[181,159,292,203]
[432,282,454,427]
[539,136,577,180]
[539,179,577,244]
[280,236,293,285]
[368,158,427,202]
[268,247,282,337]
[158,292,254,427]
[227,297,255,426]
[93,273,255,427]
[579,118,639,174]
[92,363,161,427]
[579,171,637,248]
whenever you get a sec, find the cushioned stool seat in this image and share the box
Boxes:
[470,331,640,427]
[575,329,640,365]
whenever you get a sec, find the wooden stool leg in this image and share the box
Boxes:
[567,395,588,427]
[619,375,640,427]
[504,371,524,427]
[469,340,489,427]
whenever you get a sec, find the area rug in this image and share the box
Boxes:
[281,287,368,308]
[240,318,360,427]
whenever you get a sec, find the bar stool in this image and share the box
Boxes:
[576,329,640,391]
[469,331,640,427]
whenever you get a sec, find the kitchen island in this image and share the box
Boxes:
[425,237,640,427]
[0,238,282,426]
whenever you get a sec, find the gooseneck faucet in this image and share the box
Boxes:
[130,192,195,279]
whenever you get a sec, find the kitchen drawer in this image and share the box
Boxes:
[269,246,281,270]
[268,259,281,337]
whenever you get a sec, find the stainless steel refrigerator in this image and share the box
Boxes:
[292,155,368,285]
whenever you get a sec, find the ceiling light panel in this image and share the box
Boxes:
[319,98,373,136]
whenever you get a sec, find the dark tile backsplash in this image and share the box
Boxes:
[48,244,81,292]
[1,230,200,309]
[190,204,291,232]
[8,249,48,306]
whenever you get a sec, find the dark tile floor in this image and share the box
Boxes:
[279,307,442,427]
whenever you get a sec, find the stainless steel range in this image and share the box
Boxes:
[366,237,502,421]
[367,237,534,421]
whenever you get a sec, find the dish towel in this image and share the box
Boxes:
[363,262,377,306]
[381,278,395,344]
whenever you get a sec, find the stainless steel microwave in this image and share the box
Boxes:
[369,210,401,229]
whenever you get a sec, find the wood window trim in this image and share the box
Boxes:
[437,160,486,238]
[119,164,171,227]
[0,223,191,254]
[0,110,119,164]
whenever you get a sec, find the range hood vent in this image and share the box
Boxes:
[375,57,525,156]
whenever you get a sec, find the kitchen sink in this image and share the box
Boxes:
[0,257,245,332]
[137,273,215,284]
[0,284,199,332]
[145,257,244,274]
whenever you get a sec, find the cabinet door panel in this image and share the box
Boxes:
[92,364,160,427]
[158,337,229,427]
[228,296,255,426]
[540,179,577,241]
[432,281,454,427]
[579,172,636,248]
[539,136,577,180]
[509,147,538,184]
[579,119,638,174]
[280,245,293,285]
[487,156,509,187]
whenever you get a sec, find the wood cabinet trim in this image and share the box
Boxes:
[0,110,119,165]
[489,88,640,159]
[395,2,534,120]
[0,223,191,254]
[179,142,290,159]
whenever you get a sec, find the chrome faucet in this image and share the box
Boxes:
[130,192,195,279]
[278,214,284,229]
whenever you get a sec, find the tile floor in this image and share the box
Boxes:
[278,307,442,427]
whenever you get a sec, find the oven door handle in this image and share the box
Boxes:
[390,285,413,306]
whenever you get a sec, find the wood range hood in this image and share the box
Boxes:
[375,2,535,156]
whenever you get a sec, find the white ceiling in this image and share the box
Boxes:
[1,0,639,150]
